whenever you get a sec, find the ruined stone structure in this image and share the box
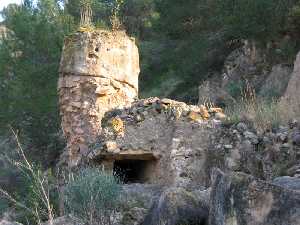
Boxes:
[88,98,225,187]
[87,96,300,188]
[58,30,140,166]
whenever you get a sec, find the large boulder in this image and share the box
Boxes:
[209,169,300,225]
[119,184,162,225]
[143,187,209,225]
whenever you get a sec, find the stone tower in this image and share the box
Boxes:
[58,30,140,167]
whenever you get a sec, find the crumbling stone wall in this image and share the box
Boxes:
[88,97,300,187]
[58,30,139,166]
[89,98,228,187]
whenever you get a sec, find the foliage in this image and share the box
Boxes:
[139,0,300,101]
[0,129,58,225]
[287,2,300,38]
[121,0,157,39]
[64,168,121,225]
[65,0,157,37]
[213,0,297,43]
[0,0,73,166]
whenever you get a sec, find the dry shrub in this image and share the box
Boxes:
[80,0,93,28]
[110,0,124,31]
[225,81,300,132]
[0,128,56,225]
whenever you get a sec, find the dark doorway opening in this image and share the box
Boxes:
[113,159,155,183]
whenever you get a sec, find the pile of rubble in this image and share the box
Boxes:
[96,97,226,141]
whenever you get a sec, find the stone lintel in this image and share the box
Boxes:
[97,149,159,161]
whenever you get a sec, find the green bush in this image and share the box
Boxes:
[225,80,245,99]
[64,168,121,225]
[287,3,300,39]
[0,199,9,215]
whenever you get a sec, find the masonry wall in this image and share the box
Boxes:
[58,30,140,167]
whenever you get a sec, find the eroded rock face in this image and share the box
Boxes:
[58,30,139,166]
[280,51,300,120]
[259,64,292,98]
[209,169,300,225]
[222,40,267,91]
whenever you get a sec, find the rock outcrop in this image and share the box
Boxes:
[280,51,300,120]
[198,41,293,107]
[58,30,140,166]
[209,169,300,225]
[259,64,292,98]
[222,40,265,88]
